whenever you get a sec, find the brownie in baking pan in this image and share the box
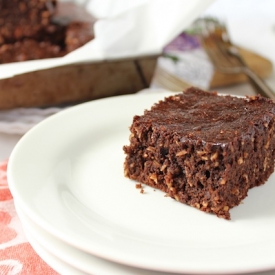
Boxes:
[0,1,95,63]
[123,87,275,219]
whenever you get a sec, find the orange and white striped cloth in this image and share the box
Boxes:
[0,160,58,275]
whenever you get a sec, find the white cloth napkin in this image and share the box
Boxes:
[0,108,63,135]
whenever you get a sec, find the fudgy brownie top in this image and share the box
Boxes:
[138,87,275,143]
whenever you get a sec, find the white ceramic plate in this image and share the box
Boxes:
[8,93,275,274]
[15,203,171,275]
[16,204,275,275]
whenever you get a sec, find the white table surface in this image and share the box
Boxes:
[1,0,275,274]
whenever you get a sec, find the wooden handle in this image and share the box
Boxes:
[210,47,273,88]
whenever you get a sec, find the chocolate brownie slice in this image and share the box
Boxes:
[123,87,275,219]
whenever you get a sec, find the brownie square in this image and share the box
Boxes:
[123,87,275,219]
[52,2,95,52]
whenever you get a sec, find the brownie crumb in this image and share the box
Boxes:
[136,183,142,189]
[135,183,145,194]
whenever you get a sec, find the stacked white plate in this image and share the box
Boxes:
[7,92,275,275]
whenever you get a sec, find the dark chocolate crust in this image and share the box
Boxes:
[123,87,275,219]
